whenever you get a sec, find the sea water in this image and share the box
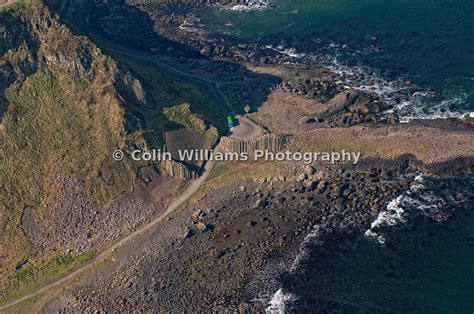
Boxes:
[200,3,474,311]
[201,0,474,120]
[266,175,474,312]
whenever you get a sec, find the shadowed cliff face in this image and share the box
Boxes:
[45,0,279,116]
[0,12,37,116]
[0,5,149,119]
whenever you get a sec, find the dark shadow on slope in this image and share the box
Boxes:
[45,0,279,142]
[0,11,39,118]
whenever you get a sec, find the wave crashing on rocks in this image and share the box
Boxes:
[264,44,473,122]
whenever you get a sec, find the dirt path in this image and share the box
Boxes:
[230,115,263,140]
[0,120,262,311]
[0,39,263,311]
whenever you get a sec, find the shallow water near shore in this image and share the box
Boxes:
[267,175,474,312]
[202,0,474,118]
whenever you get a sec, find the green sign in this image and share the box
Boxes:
[226,115,234,128]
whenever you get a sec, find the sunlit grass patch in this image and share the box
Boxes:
[0,251,96,304]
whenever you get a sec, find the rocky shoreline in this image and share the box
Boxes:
[4,1,472,311]
[125,2,472,125]
[215,0,275,11]
[40,150,472,312]
[55,0,472,127]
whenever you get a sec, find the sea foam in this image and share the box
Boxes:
[364,174,451,244]
[264,225,324,312]
[261,43,471,122]
[266,289,297,313]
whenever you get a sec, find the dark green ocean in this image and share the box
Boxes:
[201,0,474,120]
[265,175,474,313]
[199,2,474,311]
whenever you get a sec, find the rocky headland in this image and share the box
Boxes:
[1,0,472,312]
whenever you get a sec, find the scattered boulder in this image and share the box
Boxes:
[335,198,345,211]
[214,249,226,259]
[315,170,326,180]
[247,221,257,228]
[183,228,195,239]
[299,116,319,124]
[196,222,208,233]
[192,209,203,221]
[387,113,400,124]
[305,180,318,191]
[342,188,353,197]
[317,180,328,192]
[140,166,156,183]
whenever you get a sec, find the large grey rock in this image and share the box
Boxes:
[297,173,308,182]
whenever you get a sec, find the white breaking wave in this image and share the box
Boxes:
[364,194,407,244]
[364,175,423,244]
[365,174,449,244]
[264,173,461,311]
[265,45,307,58]
[394,94,472,123]
[218,0,273,12]
[266,289,297,314]
[324,54,472,122]
[264,225,323,312]
[289,225,323,272]
[262,43,472,122]
[179,18,203,33]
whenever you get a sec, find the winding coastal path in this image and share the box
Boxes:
[0,35,262,310]
[0,121,261,311]
[0,5,254,309]
[107,45,234,115]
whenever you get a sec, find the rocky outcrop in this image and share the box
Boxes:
[0,4,148,121]
[275,67,340,101]
[162,160,198,180]
[322,89,392,127]
[220,134,290,155]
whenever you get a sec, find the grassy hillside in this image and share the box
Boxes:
[0,251,96,304]
[0,0,42,9]
[1,69,135,210]
[0,4,143,299]
[0,68,139,299]
[0,2,225,302]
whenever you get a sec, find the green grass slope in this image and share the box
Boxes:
[0,68,138,300]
